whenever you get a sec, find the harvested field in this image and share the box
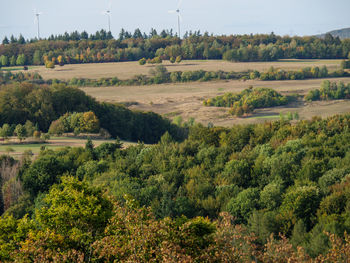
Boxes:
[81,77,350,127]
[26,59,342,80]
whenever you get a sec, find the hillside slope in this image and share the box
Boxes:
[318,27,350,39]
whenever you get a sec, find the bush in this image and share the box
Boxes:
[138,58,146,65]
[154,56,162,64]
[176,56,182,63]
[45,61,55,69]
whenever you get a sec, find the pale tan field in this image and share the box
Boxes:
[27,59,342,80]
[81,77,350,127]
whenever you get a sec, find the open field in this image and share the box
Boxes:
[81,77,350,126]
[0,137,137,157]
[23,59,343,80]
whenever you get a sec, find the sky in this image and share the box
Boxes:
[0,0,349,41]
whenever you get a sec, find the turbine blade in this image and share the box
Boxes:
[108,0,112,10]
[179,13,183,22]
[177,0,183,9]
[168,10,176,13]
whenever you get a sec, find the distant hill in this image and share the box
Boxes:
[317,27,350,39]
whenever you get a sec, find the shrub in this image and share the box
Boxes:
[45,61,55,69]
[138,58,146,65]
[176,56,182,63]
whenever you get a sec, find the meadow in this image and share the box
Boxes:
[0,136,136,157]
[25,59,342,80]
[7,58,350,143]
[81,76,350,126]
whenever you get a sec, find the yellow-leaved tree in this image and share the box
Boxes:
[80,111,100,133]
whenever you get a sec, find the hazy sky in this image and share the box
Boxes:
[1,0,349,40]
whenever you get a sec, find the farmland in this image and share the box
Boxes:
[25,59,342,80]
[81,75,350,126]
[20,58,350,126]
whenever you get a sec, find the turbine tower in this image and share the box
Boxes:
[169,0,183,38]
[34,9,43,39]
[103,1,112,32]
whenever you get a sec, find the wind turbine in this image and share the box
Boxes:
[34,9,43,39]
[168,0,183,38]
[102,1,112,32]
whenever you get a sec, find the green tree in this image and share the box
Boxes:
[260,181,283,210]
[249,210,279,243]
[279,185,320,232]
[9,55,16,66]
[0,55,8,67]
[16,54,26,66]
[320,65,328,78]
[33,176,113,258]
[24,120,36,137]
[32,50,42,65]
[149,65,169,83]
[227,188,260,224]
[14,124,26,141]
[290,220,308,248]
[48,119,65,135]
[21,155,67,198]
[0,215,35,261]
[2,36,9,45]
[0,124,12,140]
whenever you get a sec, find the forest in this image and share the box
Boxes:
[1,111,350,261]
[1,30,350,66]
[0,82,184,143]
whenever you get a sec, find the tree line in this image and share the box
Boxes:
[1,113,350,260]
[1,65,348,88]
[1,31,350,66]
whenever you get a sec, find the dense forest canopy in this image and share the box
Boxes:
[1,113,350,260]
[0,82,184,143]
[1,30,350,66]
